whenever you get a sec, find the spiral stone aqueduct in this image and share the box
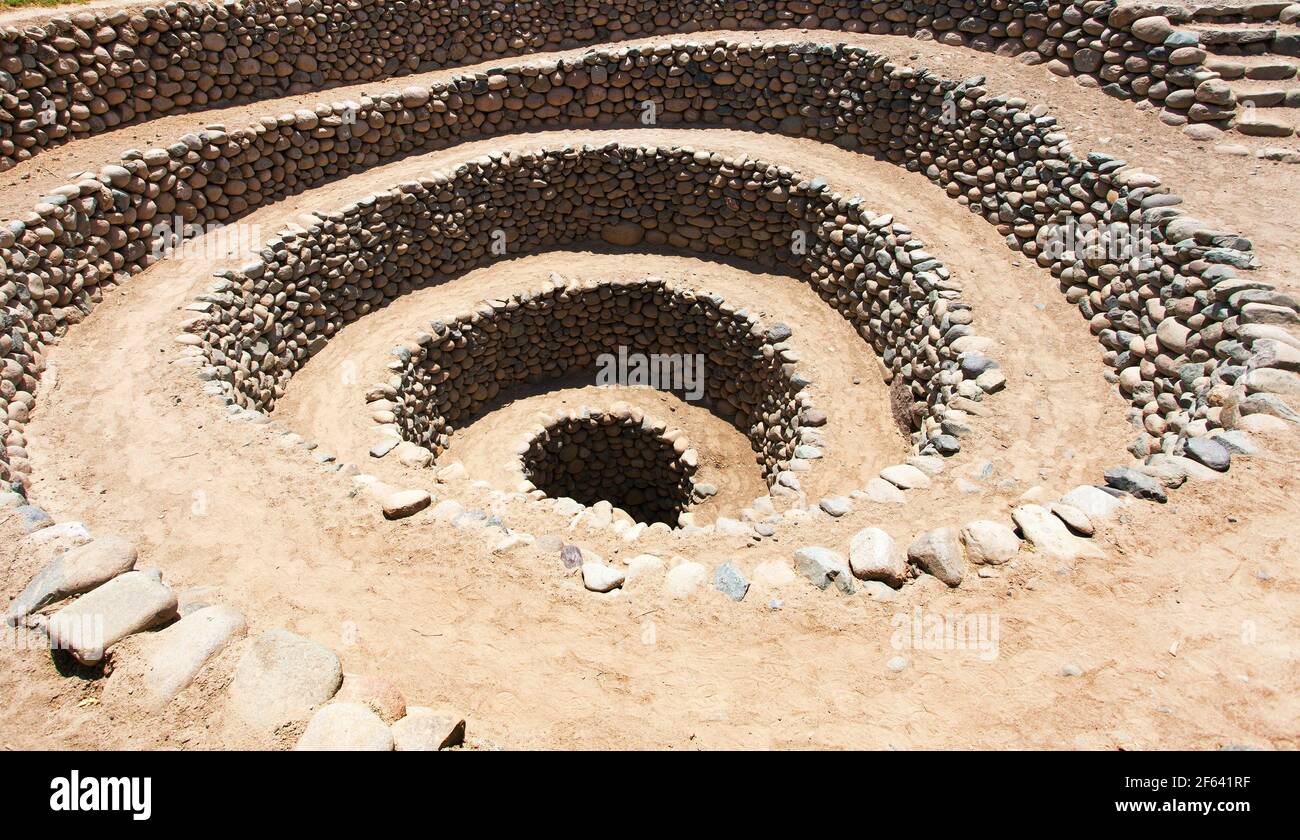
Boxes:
[0,1,1297,750]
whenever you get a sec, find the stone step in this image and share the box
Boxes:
[1184,19,1300,55]
[1188,2,1295,21]
[1189,24,1281,44]
[1208,56,1299,79]
[1231,80,1300,106]
[1233,112,1298,134]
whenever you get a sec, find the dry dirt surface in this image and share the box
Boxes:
[0,9,1297,752]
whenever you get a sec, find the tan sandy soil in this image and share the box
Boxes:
[0,28,1297,751]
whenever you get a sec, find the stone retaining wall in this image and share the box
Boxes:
[519,409,699,526]
[2,40,1290,492]
[384,277,810,486]
[193,144,970,467]
[0,1,1232,168]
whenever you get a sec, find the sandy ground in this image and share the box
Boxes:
[1,26,1297,751]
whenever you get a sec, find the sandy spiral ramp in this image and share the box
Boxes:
[0,25,1297,750]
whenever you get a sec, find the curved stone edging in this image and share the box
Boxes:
[0,515,466,750]
[373,276,823,498]
[189,144,983,475]
[0,1,1229,168]
[3,40,1292,502]
[518,406,700,527]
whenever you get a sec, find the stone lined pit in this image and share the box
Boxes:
[196,143,981,464]
[11,39,1279,490]
[519,410,698,527]
[384,277,812,487]
[0,0,1295,755]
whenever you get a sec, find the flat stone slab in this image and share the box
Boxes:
[1146,453,1224,484]
[129,605,247,709]
[26,521,91,545]
[392,706,467,751]
[1060,485,1127,521]
[879,464,931,490]
[47,570,177,664]
[382,489,431,519]
[1012,505,1105,561]
[295,703,393,751]
[229,629,343,731]
[4,535,138,626]
[581,561,625,593]
[1184,436,1231,471]
[818,496,851,517]
[1105,467,1168,502]
[713,562,750,601]
[906,455,946,476]
[863,477,906,503]
[1049,502,1094,536]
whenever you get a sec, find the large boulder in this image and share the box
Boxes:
[113,605,246,709]
[1011,505,1104,561]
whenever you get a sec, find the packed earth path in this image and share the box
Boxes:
[0,2,1297,751]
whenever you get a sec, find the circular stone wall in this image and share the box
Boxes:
[0,2,1228,168]
[197,143,979,461]
[384,277,812,486]
[519,409,698,526]
[1,39,1285,491]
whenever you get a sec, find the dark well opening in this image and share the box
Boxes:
[521,412,697,527]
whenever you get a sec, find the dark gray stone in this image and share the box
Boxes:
[1183,436,1231,472]
[1104,467,1169,502]
[959,354,1000,377]
[930,434,961,456]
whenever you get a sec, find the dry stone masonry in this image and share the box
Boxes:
[0,1,1241,168]
[192,143,979,462]
[3,38,1292,496]
[0,40,1293,590]
[1,9,1297,750]
[518,409,699,526]
[377,277,813,491]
